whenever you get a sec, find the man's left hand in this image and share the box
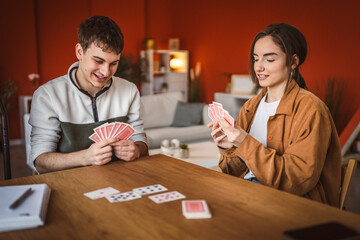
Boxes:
[111,140,140,161]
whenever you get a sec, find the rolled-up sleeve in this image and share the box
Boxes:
[218,146,248,177]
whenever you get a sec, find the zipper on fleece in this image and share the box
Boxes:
[91,97,99,122]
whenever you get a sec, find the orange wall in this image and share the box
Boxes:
[0,0,38,139]
[1,0,359,139]
[35,0,90,85]
[170,0,360,133]
[1,0,147,140]
[145,0,173,49]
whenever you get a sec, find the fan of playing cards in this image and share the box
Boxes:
[89,122,135,143]
[208,101,235,126]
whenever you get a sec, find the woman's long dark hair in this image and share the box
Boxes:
[249,23,307,89]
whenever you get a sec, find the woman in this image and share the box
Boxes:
[209,23,341,207]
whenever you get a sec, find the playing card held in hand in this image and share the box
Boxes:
[89,122,135,143]
[208,101,234,126]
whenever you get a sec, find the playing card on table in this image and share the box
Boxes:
[84,187,120,200]
[148,191,186,204]
[133,184,168,196]
[106,191,142,203]
[182,200,212,219]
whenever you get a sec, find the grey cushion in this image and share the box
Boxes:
[141,91,183,129]
[171,101,205,127]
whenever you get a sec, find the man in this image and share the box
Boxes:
[28,15,148,173]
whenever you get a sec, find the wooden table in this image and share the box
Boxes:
[1,154,359,239]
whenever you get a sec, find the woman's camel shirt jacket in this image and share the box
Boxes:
[218,80,341,207]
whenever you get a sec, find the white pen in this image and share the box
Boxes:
[9,187,33,209]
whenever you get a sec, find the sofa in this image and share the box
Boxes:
[141,91,212,149]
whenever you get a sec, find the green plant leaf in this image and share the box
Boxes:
[114,54,147,84]
[0,80,18,110]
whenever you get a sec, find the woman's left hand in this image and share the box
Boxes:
[218,118,248,147]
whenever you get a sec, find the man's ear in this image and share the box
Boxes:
[75,43,83,61]
[291,54,299,70]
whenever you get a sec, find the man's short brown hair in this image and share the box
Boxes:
[78,15,124,54]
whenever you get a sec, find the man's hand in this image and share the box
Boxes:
[85,138,118,166]
[35,137,128,173]
[111,140,140,162]
[35,138,147,174]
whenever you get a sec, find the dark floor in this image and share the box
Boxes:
[1,144,359,214]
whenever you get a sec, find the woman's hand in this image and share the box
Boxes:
[208,121,233,149]
[208,118,248,149]
[218,118,248,147]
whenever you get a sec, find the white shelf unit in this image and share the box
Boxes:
[140,50,189,101]
[18,95,33,143]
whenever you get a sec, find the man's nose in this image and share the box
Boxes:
[100,64,110,77]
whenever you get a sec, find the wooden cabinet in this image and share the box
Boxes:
[140,50,189,101]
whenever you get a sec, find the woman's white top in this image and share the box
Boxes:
[244,94,280,180]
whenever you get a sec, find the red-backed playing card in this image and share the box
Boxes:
[116,125,135,140]
[89,132,101,143]
[113,123,126,138]
[90,122,136,142]
[182,200,212,219]
[224,110,235,126]
[93,125,105,141]
[208,105,216,122]
[109,122,122,138]
[105,123,115,138]
[213,102,224,117]
[208,102,234,126]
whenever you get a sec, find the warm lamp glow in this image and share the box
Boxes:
[169,58,184,69]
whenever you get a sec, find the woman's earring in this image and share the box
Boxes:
[291,69,295,78]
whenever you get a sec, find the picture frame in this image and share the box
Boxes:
[144,38,156,50]
[230,74,254,94]
[169,38,180,50]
